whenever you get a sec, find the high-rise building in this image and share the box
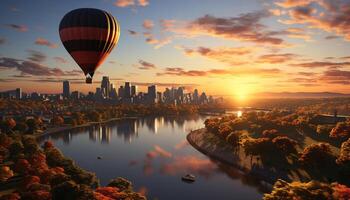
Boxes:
[124,82,131,98]
[131,85,137,96]
[118,86,124,98]
[101,76,110,99]
[147,85,157,103]
[15,88,22,99]
[63,81,70,99]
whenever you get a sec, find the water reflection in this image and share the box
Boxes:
[41,116,204,144]
[39,115,265,200]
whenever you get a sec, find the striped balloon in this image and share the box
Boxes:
[59,8,120,83]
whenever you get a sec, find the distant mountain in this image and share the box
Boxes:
[255,92,350,98]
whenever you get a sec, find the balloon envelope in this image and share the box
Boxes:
[59,8,120,83]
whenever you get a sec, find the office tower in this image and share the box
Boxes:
[148,85,157,103]
[124,82,131,98]
[193,89,199,104]
[63,80,70,99]
[131,85,137,96]
[118,86,124,98]
[15,88,22,99]
[101,76,110,99]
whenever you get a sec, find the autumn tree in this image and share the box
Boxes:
[299,143,336,168]
[330,122,350,140]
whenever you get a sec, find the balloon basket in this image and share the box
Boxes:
[86,77,92,84]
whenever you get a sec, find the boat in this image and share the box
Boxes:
[181,174,195,182]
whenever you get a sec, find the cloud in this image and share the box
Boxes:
[114,0,134,7]
[278,1,350,40]
[257,53,298,64]
[34,37,58,48]
[297,72,317,76]
[138,59,156,69]
[144,32,172,49]
[128,30,138,36]
[53,56,67,64]
[275,0,315,8]
[291,61,350,68]
[138,0,149,7]
[114,0,149,7]
[181,46,253,65]
[27,49,46,63]
[170,11,287,45]
[5,24,28,32]
[325,35,340,40]
[322,69,350,80]
[143,19,154,30]
[160,19,175,31]
[157,67,281,77]
[0,56,80,77]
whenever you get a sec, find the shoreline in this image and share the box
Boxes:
[187,128,277,187]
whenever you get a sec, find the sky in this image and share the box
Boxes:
[1,0,350,99]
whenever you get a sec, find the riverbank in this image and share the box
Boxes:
[187,128,312,187]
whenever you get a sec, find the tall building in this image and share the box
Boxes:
[101,76,110,99]
[15,88,22,99]
[131,85,137,96]
[147,85,157,103]
[124,82,131,98]
[63,81,70,99]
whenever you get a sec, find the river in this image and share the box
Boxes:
[39,114,266,200]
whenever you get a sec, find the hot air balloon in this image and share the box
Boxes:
[59,8,120,83]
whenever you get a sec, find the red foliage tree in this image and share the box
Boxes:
[14,159,32,174]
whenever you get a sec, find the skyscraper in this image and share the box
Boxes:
[148,85,157,103]
[101,76,110,99]
[15,88,22,99]
[131,85,137,96]
[124,82,131,98]
[63,81,70,99]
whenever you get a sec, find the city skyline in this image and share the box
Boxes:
[1,0,350,100]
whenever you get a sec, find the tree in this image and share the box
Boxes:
[26,119,40,134]
[272,136,297,155]
[264,179,336,200]
[14,122,28,133]
[52,116,64,126]
[299,143,336,168]
[225,131,242,146]
[0,166,14,182]
[337,138,350,165]
[3,118,16,133]
[262,129,280,139]
[330,122,350,140]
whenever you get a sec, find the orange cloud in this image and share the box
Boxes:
[138,59,156,70]
[34,37,58,48]
[143,19,154,30]
[278,1,350,40]
[168,11,287,45]
[138,0,149,6]
[275,0,315,8]
[181,46,253,65]
[157,67,281,77]
[257,53,298,64]
[114,0,134,7]
[291,61,350,68]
